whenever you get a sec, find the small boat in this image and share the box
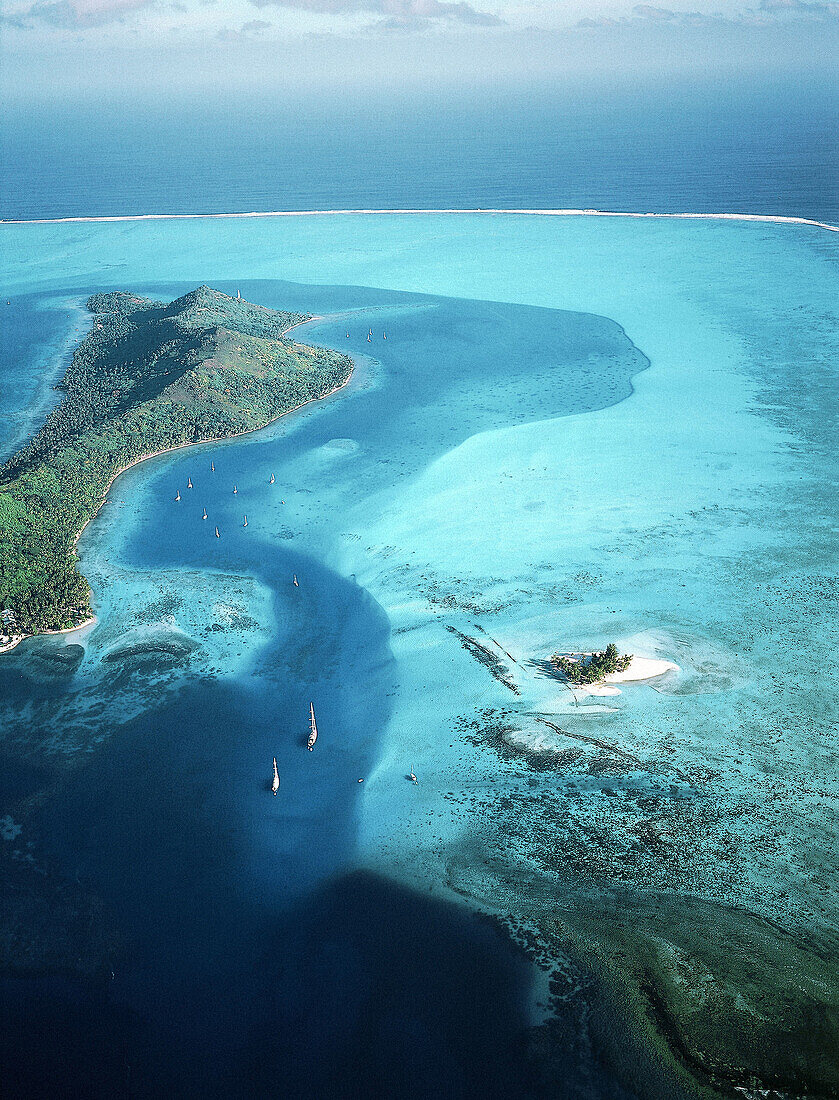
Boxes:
[175,490,181,501]
[211,461,215,472]
[409,766,418,785]
[233,485,238,494]
[187,477,193,489]
[215,526,220,538]
[243,515,248,527]
[269,474,275,484]
[293,574,299,587]
[202,508,208,520]
[346,332,350,338]
[237,289,241,301]
[307,703,318,751]
[367,334,371,343]
[383,332,387,340]
[271,757,280,795]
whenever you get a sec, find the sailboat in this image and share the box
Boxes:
[187,477,193,489]
[233,485,238,494]
[243,515,248,527]
[293,574,299,587]
[175,490,181,501]
[307,703,318,751]
[215,526,220,538]
[211,461,215,472]
[271,757,280,795]
[237,289,241,301]
[202,508,208,520]
[383,332,386,340]
[269,474,275,484]
[409,766,418,785]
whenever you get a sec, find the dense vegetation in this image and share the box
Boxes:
[550,643,632,684]
[0,286,352,636]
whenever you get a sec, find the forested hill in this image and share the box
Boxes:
[0,287,352,637]
[3,286,309,482]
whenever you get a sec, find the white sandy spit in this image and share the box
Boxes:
[604,655,679,683]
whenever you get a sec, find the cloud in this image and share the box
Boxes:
[629,4,718,22]
[577,0,839,25]
[217,17,271,39]
[3,0,155,27]
[0,8,29,24]
[577,4,728,26]
[0,0,504,34]
[759,0,839,12]
[250,0,504,28]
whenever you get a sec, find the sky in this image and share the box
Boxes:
[1,0,838,102]
[2,0,838,36]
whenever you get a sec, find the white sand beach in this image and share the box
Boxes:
[604,655,680,683]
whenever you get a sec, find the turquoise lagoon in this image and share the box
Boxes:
[1,215,838,1097]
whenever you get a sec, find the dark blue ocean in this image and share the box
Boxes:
[2,79,838,222]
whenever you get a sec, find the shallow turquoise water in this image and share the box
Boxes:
[1,214,838,1096]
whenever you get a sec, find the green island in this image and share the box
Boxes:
[551,642,632,684]
[0,286,352,643]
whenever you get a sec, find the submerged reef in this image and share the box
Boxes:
[452,704,839,1099]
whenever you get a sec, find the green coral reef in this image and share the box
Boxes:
[551,642,632,684]
[0,286,352,636]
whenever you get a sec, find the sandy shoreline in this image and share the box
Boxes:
[70,312,335,551]
[0,312,347,655]
[1,208,837,233]
[604,655,679,683]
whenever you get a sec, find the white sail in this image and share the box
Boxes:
[308,703,318,751]
[272,757,280,795]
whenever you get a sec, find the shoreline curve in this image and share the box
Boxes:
[1,208,837,233]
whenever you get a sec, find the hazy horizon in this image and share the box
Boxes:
[2,0,839,104]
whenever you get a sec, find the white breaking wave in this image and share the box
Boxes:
[2,208,837,232]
